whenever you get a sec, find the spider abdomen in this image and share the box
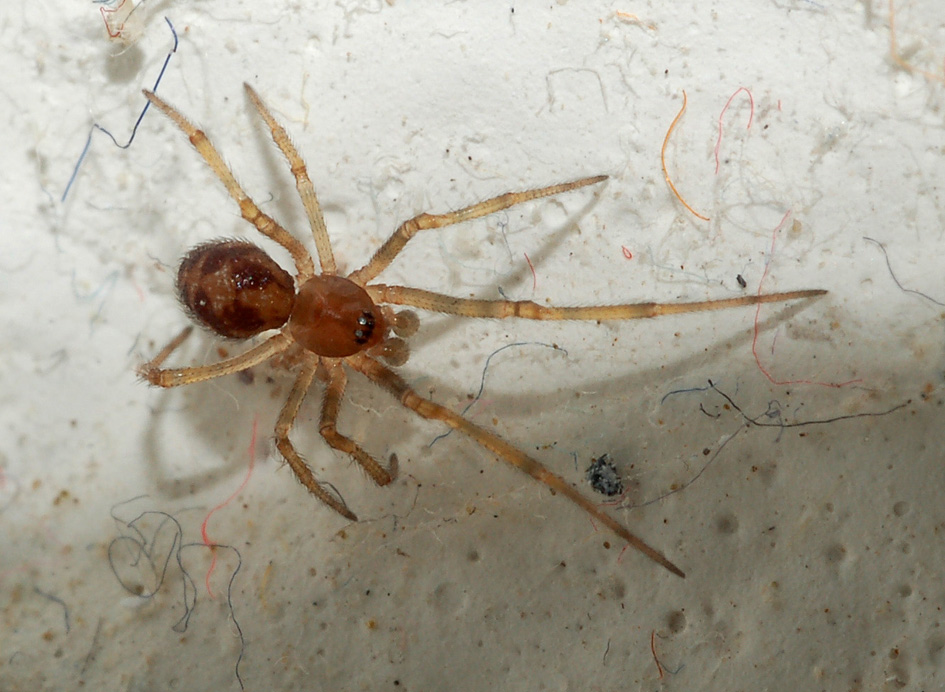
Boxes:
[177,240,296,339]
[289,275,387,357]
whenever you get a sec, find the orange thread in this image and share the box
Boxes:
[201,416,259,599]
[888,0,945,86]
[714,87,754,174]
[661,91,710,221]
[615,11,656,31]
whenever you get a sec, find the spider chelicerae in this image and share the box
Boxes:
[139,83,825,578]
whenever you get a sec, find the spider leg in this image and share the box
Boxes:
[143,89,316,279]
[348,352,685,578]
[320,360,396,486]
[144,325,194,369]
[141,331,293,387]
[348,176,607,285]
[275,356,358,521]
[367,285,827,319]
[244,84,336,278]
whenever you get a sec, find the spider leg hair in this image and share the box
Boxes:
[140,331,294,388]
[143,89,316,279]
[348,176,607,285]
[243,83,336,278]
[275,356,359,521]
[367,285,827,320]
[347,352,685,578]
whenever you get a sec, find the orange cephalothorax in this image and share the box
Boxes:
[177,240,296,339]
[289,275,387,357]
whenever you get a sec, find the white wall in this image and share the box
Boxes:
[2,1,943,689]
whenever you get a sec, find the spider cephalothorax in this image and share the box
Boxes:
[289,274,386,357]
[140,83,826,578]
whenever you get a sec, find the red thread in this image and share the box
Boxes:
[650,630,664,679]
[621,246,633,260]
[523,252,537,292]
[751,211,859,388]
[714,87,754,175]
[100,0,129,39]
[201,416,259,599]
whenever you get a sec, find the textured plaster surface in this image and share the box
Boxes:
[1,1,944,690]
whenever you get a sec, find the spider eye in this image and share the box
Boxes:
[177,240,296,339]
[353,311,376,343]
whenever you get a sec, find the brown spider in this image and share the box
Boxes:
[140,83,825,579]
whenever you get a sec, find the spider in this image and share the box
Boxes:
[139,83,825,579]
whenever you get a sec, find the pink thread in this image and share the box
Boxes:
[714,87,754,174]
[751,212,859,388]
[201,416,259,599]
